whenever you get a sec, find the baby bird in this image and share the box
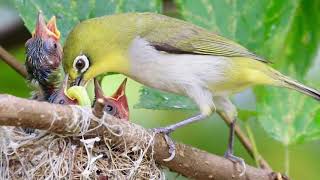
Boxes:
[94,78,129,120]
[25,12,63,100]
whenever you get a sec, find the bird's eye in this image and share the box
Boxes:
[44,38,59,52]
[73,55,90,73]
[104,103,117,116]
[59,99,65,104]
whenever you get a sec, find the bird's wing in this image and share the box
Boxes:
[142,15,267,63]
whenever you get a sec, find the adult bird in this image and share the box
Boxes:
[62,12,320,172]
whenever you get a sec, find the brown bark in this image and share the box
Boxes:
[155,140,274,180]
[0,94,288,180]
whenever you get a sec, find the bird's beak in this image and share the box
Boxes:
[34,12,47,38]
[46,16,60,40]
[94,78,104,99]
[33,11,60,40]
[111,78,129,115]
[62,74,74,100]
[111,78,127,100]
[93,78,128,101]
[74,75,86,86]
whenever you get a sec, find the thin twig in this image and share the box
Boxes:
[0,45,27,78]
[0,94,288,180]
[218,111,272,170]
[245,122,264,168]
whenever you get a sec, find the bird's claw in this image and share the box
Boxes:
[152,127,176,161]
[163,134,176,161]
[224,152,246,176]
[152,127,173,134]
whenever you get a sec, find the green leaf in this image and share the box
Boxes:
[14,0,162,43]
[275,1,320,77]
[134,87,197,110]
[254,0,320,144]
[137,0,320,144]
[256,84,320,145]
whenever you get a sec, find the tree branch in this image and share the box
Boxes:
[0,94,287,180]
[0,45,27,78]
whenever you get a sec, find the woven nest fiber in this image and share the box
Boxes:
[0,109,164,180]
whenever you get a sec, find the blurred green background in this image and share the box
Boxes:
[1,0,320,179]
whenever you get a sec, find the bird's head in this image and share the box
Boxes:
[48,74,77,105]
[49,74,91,106]
[25,12,62,85]
[62,17,131,87]
[94,78,129,121]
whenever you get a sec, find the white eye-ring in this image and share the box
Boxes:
[73,55,90,73]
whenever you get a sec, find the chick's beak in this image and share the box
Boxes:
[62,74,74,100]
[111,78,127,99]
[33,12,60,40]
[46,16,60,40]
[111,78,129,120]
[34,12,47,38]
[94,78,104,100]
[111,78,128,111]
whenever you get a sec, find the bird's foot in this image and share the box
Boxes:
[224,151,246,176]
[152,127,176,162]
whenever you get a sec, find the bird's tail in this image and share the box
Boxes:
[276,74,320,101]
[232,58,320,101]
[245,58,320,101]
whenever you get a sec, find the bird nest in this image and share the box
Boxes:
[0,108,163,179]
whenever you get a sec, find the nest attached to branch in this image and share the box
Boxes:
[0,107,163,179]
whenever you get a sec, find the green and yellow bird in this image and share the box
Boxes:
[62,12,320,172]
